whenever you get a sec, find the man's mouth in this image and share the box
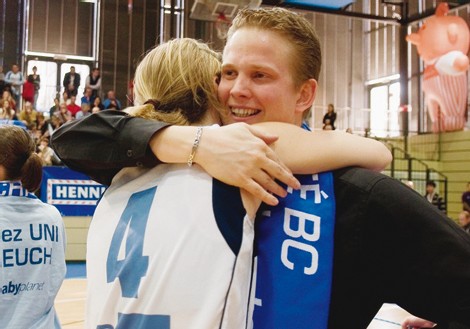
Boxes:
[230,108,261,117]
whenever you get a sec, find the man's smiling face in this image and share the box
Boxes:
[218,27,308,126]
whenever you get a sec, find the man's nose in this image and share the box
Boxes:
[230,75,251,98]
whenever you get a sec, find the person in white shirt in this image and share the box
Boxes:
[0,125,66,329]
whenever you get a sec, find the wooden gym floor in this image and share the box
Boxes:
[54,277,412,329]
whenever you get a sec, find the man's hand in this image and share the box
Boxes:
[196,123,300,206]
[402,316,436,329]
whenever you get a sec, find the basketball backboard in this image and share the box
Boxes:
[190,0,262,22]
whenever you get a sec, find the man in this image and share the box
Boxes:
[103,90,122,110]
[85,67,101,99]
[67,95,81,118]
[424,180,446,213]
[63,66,80,97]
[51,7,470,329]
[81,87,94,106]
[4,64,24,105]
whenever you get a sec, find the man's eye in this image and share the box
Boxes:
[222,70,235,77]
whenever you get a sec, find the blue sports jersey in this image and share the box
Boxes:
[251,125,336,329]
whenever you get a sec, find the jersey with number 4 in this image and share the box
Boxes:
[86,164,254,329]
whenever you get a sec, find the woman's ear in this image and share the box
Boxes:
[295,78,317,114]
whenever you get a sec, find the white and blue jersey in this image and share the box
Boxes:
[86,164,255,329]
[0,181,67,329]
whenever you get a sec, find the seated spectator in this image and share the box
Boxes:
[49,98,60,118]
[0,100,14,120]
[43,115,63,139]
[103,90,121,110]
[67,95,81,118]
[18,101,38,127]
[458,210,470,234]
[61,90,70,105]
[92,96,104,112]
[2,89,16,110]
[81,87,94,105]
[37,137,55,166]
[57,102,72,124]
[75,103,91,120]
[36,112,48,138]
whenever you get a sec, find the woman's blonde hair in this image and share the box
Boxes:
[128,38,222,125]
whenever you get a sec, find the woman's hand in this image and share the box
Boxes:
[196,123,300,206]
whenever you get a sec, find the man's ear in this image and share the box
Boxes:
[295,78,317,114]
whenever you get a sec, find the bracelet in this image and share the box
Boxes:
[187,127,203,167]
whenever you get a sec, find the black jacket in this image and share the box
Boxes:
[51,111,470,329]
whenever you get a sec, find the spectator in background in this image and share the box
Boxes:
[27,66,40,109]
[458,210,470,234]
[63,66,80,97]
[36,112,48,138]
[0,125,66,328]
[57,102,72,124]
[0,66,5,92]
[85,67,101,99]
[424,180,446,213]
[323,103,337,130]
[49,98,61,118]
[2,89,17,110]
[462,182,470,212]
[4,64,24,105]
[44,115,63,139]
[37,137,55,166]
[103,90,121,110]
[81,87,94,105]
[67,95,81,118]
[75,103,91,120]
[0,100,14,121]
[92,96,104,112]
[22,75,35,104]
[61,90,70,105]
[18,101,38,127]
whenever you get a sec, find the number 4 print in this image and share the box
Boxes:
[106,187,157,298]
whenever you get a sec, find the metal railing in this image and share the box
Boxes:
[384,143,448,209]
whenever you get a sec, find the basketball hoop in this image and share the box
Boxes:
[215,12,231,40]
